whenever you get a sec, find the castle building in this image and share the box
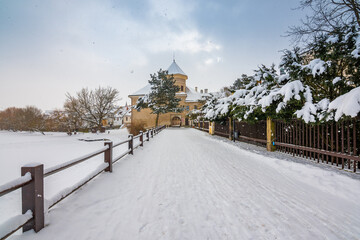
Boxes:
[129,60,208,128]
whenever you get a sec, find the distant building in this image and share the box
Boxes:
[128,60,208,127]
[102,104,131,128]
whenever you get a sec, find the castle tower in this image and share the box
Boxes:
[167,60,188,93]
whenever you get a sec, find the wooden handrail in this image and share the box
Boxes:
[133,134,141,139]
[0,213,33,240]
[0,173,32,197]
[238,135,267,144]
[275,141,360,162]
[113,149,132,163]
[44,146,109,177]
[134,142,142,149]
[0,127,167,239]
[113,139,130,148]
[47,163,108,210]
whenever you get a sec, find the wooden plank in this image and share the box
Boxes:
[302,122,305,157]
[274,142,360,162]
[317,125,320,163]
[353,120,357,172]
[336,123,339,166]
[342,122,345,169]
[347,121,350,169]
[322,125,324,163]
[326,125,329,164]
[309,125,312,160]
[306,124,308,159]
[331,123,334,165]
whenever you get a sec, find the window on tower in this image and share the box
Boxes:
[181,86,184,92]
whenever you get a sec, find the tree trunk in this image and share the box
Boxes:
[155,113,160,127]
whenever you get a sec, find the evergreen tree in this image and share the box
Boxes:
[136,69,182,126]
[230,74,254,90]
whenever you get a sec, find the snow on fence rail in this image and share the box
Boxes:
[44,146,110,177]
[194,118,360,173]
[0,125,166,240]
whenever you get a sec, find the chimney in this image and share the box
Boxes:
[200,89,203,94]
[195,87,198,92]
[204,89,208,93]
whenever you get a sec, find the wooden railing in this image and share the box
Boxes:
[194,120,210,132]
[214,121,230,137]
[194,118,360,173]
[0,126,166,239]
[274,120,360,172]
[235,120,267,145]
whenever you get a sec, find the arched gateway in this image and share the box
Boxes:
[171,116,181,127]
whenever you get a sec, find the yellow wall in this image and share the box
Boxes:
[130,95,202,128]
[129,72,202,127]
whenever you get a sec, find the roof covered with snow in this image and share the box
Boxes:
[167,60,186,76]
[129,84,152,96]
[129,84,207,102]
[185,87,208,102]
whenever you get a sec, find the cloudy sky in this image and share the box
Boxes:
[0,0,306,110]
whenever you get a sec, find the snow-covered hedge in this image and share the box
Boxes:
[201,25,360,123]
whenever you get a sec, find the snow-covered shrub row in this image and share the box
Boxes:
[201,25,360,123]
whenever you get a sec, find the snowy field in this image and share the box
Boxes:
[4,128,360,240]
[0,129,134,228]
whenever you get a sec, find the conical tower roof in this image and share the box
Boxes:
[167,60,187,76]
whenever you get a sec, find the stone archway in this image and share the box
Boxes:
[171,116,181,126]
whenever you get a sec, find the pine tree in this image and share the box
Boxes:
[136,69,182,126]
[230,74,254,90]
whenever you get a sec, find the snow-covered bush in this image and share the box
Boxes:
[201,24,360,123]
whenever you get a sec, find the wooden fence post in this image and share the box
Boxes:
[229,117,233,140]
[140,131,144,146]
[267,117,276,151]
[21,164,44,233]
[104,141,113,172]
[146,130,150,141]
[128,134,133,154]
[233,118,236,142]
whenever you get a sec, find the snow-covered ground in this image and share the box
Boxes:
[0,129,134,229]
[5,128,360,240]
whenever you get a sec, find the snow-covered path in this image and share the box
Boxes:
[13,128,360,240]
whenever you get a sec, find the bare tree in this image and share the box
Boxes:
[44,110,72,132]
[287,0,360,42]
[63,97,84,132]
[64,87,120,129]
[0,106,45,133]
[22,106,45,133]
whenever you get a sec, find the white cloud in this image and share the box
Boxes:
[0,0,224,109]
[204,56,223,65]
[148,0,195,20]
[205,58,214,65]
